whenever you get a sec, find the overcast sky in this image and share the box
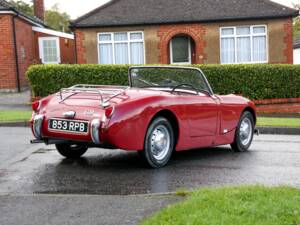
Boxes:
[23,0,300,19]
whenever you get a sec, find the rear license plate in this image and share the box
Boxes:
[48,119,88,134]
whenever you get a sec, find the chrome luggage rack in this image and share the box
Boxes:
[59,84,130,107]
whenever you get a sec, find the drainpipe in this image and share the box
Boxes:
[12,13,21,92]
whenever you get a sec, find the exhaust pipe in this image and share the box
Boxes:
[30,139,44,144]
[30,138,68,145]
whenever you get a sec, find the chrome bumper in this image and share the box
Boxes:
[91,119,101,144]
[32,116,101,145]
[32,114,44,139]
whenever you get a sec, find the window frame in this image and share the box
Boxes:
[97,31,145,64]
[219,25,268,64]
[38,37,61,64]
[169,36,192,65]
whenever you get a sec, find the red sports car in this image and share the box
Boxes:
[31,66,257,168]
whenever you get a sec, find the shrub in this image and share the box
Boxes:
[26,64,300,100]
[27,64,129,97]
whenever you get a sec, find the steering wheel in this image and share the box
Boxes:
[171,83,198,94]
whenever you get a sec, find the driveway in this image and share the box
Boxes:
[0,90,31,110]
[0,127,299,224]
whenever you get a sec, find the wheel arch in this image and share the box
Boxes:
[148,109,180,147]
[243,106,257,125]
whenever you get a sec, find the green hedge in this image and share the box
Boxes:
[26,64,300,100]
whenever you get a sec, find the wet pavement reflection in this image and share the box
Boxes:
[1,135,300,195]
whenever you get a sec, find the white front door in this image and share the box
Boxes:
[38,37,61,64]
[170,36,191,64]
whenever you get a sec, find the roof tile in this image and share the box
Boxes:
[72,0,299,27]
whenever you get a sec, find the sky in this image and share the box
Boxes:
[23,0,300,19]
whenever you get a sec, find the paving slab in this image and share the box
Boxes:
[0,194,180,225]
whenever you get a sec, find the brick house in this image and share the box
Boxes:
[0,0,75,92]
[71,0,298,66]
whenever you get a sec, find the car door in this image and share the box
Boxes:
[182,93,219,137]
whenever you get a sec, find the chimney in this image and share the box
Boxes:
[33,0,44,21]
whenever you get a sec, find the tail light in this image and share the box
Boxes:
[105,106,114,119]
[32,101,41,112]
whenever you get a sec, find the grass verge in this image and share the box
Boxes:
[257,117,300,127]
[0,110,32,122]
[140,186,300,225]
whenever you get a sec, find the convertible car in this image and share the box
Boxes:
[30,66,257,168]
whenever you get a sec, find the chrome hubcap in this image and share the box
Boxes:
[239,118,252,146]
[150,125,170,161]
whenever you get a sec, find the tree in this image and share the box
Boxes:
[8,0,71,33]
[9,0,33,16]
[293,4,300,39]
[45,4,71,33]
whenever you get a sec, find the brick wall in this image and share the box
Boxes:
[33,0,44,21]
[59,38,75,64]
[0,15,34,92]
[74,29,87,64]
[15,17,35,88]
[0,14,17,91]
[33,32,75,64]
[283,18,294,64]
[74,18,294,65]
[157,24,207,64]
[0,14,76,92]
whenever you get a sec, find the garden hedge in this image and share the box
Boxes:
[26,64,300,100]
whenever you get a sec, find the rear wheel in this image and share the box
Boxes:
[140,117,174,168]
[231,111,254,152]
[55,144,88,159]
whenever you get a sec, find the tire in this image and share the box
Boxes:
[231,111,255,152]
[55,144,88,159]
[140,117,174,168]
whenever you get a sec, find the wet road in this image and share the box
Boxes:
[0,128,299,225]
[0,128,299,195]
[0,127,33,164]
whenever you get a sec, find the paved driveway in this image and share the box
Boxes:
[0,127,299,225]
[0,90,31,110]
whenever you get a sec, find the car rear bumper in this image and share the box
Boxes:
[31,114,106,146]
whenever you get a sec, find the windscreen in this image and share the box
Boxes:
[130,67,211,94]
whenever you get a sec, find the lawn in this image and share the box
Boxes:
[140,186,300,225]
[257,117,300,128]
[0,110,32,122]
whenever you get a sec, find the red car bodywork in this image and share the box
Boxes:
[31,85,256,152]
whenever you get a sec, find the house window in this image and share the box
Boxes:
[98,32,145,64]
[170,36,192,64]
[38,37,60,64]
[220,25,267,64]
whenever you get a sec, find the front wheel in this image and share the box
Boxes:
[139,117,174,168]
[55,144,88,159]
[231,111,254,152]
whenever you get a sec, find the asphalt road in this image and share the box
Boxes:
[0,127,33,164]
[0,127,299,225]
